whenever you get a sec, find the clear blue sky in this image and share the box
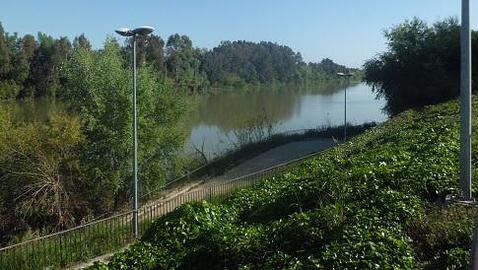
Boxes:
[1,0,477,68]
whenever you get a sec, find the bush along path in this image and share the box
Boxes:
[87,98,478,270]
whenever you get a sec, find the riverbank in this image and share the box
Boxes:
[171,123,376,187]
[95,97,478,269]
[204,78,362,94]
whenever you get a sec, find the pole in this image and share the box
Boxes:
[462,0,478,268]
[344,76,348,141]
[460,0,472,201]
[132,34,139,238]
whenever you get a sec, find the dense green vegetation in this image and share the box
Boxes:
[0,20,360,245]
[0,39,187,244]
[0,22,357,98]
[91,98,478,269]
[201,41,359,88]
[364,17,478,115]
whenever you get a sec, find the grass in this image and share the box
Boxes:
[92,97,478,269]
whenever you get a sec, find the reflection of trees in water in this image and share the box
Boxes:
[185,84,347,133]
[8,98,65,123]
[187,91,297,133]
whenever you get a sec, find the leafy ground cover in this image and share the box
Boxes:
[90,98,478,269]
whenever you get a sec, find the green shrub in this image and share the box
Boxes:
[142,201,237,246]
[107,242,173,270]
[267,205,345,254]
[407,204,476,269]
[261,251,306,270]
[443,248,471,270]
[319,220,415,269]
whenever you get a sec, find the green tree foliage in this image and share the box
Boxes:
[0,23,21,99]
[73,33,91,51]
[0,23,11,76]
[28,33,71,98]
[0,37,189,242]
[364,17,478,115]
[0,22,356,98]
[16,35,38,97]
[299,58,359,86]
[60,39,187,210]
[201,41,303,86]
[165,34,208,92]
[201,41,355,88]
[133,34,166,72]
[0,23,79,99]
[0,108,87,240]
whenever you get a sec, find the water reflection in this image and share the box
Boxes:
[4,98,65,123]
[6,83,388,158]
[185,83,388,156]
[186,90,297,132]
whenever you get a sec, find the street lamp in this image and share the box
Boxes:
[115,25,155,239]
[461,0,478,268]
[337,72,354,141]
[460,0,473,202]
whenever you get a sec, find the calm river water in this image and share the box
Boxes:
[8,83,387,158]
[184,83,388,157]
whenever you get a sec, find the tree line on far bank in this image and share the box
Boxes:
[0,22,356,100]
[364,17,478,116]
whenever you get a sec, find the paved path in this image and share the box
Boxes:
[201,138,336,186]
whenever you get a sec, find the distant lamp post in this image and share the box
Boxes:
[337,72,354,141]
[115,25,155,239]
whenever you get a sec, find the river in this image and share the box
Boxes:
[184,83,388,157]
[8,83,387,159]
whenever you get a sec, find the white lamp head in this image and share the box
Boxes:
[132,26,155,36]
[115,28,134,37]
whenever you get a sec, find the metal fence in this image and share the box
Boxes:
[0,150,311,270]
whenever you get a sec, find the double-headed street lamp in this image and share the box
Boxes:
[115,26,155,239]
[337,72,354,141]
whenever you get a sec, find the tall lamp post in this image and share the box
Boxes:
[460,0,473,202]
[115,26,155,239]
[337,72,354,141]
[461,0,478,268]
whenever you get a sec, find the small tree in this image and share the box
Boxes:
[0,110,86,230]
[364,17,478,115]
[61,39,187,210]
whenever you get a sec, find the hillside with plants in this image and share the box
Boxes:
[89,97,478,269]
